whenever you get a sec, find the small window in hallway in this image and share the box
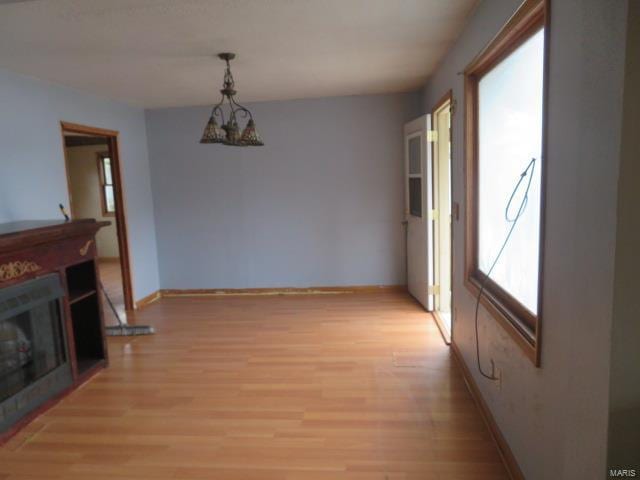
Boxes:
[97,153,116,215]
[464,0,547,363]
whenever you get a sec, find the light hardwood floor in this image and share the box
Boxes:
[0,292,508,479]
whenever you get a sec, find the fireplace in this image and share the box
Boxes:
[0,274,72,432]
[0,219,108,441]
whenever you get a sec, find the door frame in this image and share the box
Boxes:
[430,91,454,344]
[60,121,134,311]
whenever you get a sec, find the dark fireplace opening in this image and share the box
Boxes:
[0,275,72,432]
[0,302,65,402]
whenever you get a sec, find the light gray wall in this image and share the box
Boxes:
[0,67,159,301]
[146,93,421,289]
[66,145,120,258]
[607,0,640,470]
[421,0,628,478]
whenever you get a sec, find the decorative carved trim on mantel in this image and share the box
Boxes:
[0,261,41,282]
[79,240,93,256]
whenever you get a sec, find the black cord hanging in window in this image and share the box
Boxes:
[474,157,537,380]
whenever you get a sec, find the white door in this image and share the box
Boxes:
[404,115,434,310]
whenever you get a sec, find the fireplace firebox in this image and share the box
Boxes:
[0,275,72,432]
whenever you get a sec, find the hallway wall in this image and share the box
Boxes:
[66,144,120,258]
[421,0,628,477]
[607,0,640,469]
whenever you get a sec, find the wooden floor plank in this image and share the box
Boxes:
[0,292,508,479]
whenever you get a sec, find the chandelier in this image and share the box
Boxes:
[200,53,263,146]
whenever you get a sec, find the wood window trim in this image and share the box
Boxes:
[464,0,549,366]
[96,152,116,217]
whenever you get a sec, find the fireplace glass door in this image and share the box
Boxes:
[1,303,66,402]
[0,275,70,428]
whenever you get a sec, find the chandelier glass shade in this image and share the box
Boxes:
[200,53,264,146]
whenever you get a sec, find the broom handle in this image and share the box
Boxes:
[98,280,125,326]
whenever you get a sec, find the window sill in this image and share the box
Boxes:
[464,276,540,366]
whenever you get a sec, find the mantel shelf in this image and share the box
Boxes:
[0,219,110,253]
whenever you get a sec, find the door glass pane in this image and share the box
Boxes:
[408,137,421,174]
[409,178,422,217]
[477,29,544,314]
[105,186,116,212]
[103,158,113,184]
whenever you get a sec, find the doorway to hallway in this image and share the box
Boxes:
[430,92,453,343]
[61,121,133,326]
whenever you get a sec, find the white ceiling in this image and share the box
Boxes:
[0,0,477,108]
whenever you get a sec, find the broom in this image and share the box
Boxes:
[101,281,155,336]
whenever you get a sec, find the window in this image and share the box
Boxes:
[464,0,547,364]
[97,153,116,215]
[408,135,422,217]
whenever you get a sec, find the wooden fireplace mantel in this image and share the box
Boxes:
[0,219,110,443]
[0,219,109,253]
[0,219,109,284]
